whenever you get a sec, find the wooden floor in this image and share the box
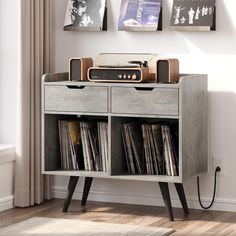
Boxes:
[1,199,236,235]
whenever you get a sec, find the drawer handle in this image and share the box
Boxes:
[66,85,85,90]
[134,87,155,91]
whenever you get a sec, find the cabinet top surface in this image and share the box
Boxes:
[43,74,207,89]
[44,80,179,88]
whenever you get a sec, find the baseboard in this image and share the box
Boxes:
[52,186,236,212]
[0,196,14,212]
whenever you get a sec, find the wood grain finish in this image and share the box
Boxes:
[179,75,208,179]
[44,85,108,113]
[42,74,208,183]
[87,67,151,83]
[111,87,179,116]
[43,72,69,82]
[156,58,179,83]
[0,199,235,236]
[69,58,93,81]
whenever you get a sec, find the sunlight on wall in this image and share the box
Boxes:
[224,1,236,30]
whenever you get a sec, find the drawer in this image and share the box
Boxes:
[44,85,108,113]
[111,87,179,116]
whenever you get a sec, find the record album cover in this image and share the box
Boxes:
[64,0,107,31]
[118,0,162,31]
[170,0,216,31]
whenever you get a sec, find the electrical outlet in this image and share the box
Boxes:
[211,155,224,176]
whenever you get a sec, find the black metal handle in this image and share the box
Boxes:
[134,87,155,91]
[66,85,85,89]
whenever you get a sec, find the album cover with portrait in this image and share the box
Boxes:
[64,0,107,31]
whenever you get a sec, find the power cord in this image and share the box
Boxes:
[197,166,221,209]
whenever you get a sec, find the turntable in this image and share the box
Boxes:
[87,53,158,83]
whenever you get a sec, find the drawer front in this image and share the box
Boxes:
[44,85,108,113]
[111,87,179,116]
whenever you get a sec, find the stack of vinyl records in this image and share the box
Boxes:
[58,120,83,170]
[58,120,108,172]
[80,121,108,172]
[121,123,145,174]
[121,122,178,176]
[161,125,178,176]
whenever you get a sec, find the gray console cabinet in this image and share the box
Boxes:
[42,73,208,221]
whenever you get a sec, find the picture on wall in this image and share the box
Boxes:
[118,0,162,31]
[64,0,107,31]
[170,0,216,31]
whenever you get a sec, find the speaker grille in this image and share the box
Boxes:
[157,60,169,83]
[70,59,81,81]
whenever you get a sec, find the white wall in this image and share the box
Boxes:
[52,0,236,211]
[0,0,18,144]
[0,146,15,211]
[0,0,18,211]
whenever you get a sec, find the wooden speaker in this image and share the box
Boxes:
[156,58,179,83]
[69,58,93,81]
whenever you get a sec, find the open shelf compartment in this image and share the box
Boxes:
[110,116,179,178]
[43,114,109,176]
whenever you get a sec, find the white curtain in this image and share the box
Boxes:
[14,0,52,207]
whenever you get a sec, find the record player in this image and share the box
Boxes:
[87,53,158,83]
[88,61,150,83]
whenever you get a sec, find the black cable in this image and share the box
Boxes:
[197,166,221,209]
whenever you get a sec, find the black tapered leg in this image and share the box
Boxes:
[81,177,93,206]
[159,182,174,221]
[63,176,79,212]
[174,183,189,214]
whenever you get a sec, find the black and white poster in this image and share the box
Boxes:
[170,0,215,31]
[64,0,107,31]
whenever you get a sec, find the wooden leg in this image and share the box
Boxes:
[63,176,79,212]
[81,177,93,206]
[174,183,189,214]
[159,182,174,221]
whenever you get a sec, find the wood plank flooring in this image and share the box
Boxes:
[1,199,236,235]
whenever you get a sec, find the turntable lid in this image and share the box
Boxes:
[95,53,159,69]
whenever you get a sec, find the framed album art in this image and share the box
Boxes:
[170,0,216,31]
[118,0,162,31]
[63,0,107,31]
